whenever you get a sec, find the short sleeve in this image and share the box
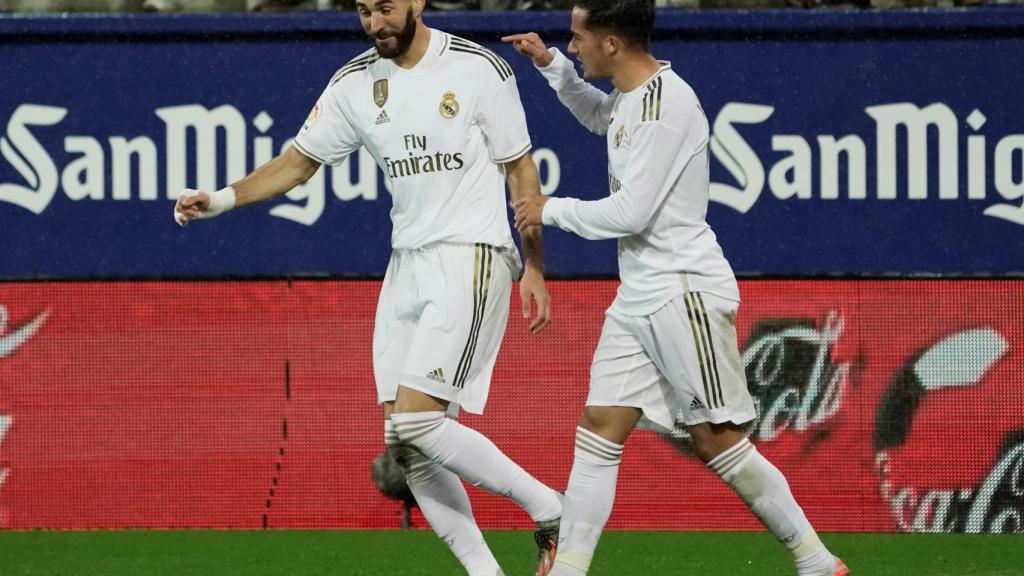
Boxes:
[475,75,532,164]
[293,83,362,166]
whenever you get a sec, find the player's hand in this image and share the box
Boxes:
[174,187,235,227]
[519,266,552,334]
[174,189,210,226]
[513,196,549,234]
[501,33,554,68]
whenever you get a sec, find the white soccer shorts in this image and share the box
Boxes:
[373,243,513,414]
[587,291,757,433]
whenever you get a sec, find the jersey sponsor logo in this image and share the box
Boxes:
[373,79,388,108]
[383,133,465,179]
[383,151,464,179]
[439,91,459,120]
[303,101,321,130]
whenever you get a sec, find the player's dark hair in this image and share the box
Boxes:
[573,0,655,51]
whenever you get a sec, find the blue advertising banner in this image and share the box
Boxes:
[1,10,1023,278]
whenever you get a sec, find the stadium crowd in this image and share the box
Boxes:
[0,0,1020,12]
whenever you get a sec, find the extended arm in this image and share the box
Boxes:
[503,33,615,135]
[174,146,321,225]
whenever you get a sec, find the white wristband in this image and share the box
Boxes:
[174,186,237,227]
[205,186,236,217]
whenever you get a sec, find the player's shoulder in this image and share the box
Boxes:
[443,33,514,82]
[328,47,381,88]
[637,66,706,129]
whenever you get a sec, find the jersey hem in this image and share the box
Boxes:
[291,139,328,165]
[492,141,532,164]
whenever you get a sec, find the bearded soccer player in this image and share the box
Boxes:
[174,1,563,573]
[503,1,848,575]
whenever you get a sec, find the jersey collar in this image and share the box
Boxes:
[384,28,445,75]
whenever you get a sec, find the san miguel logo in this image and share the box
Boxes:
[873,327,1023,533]
[708,102,1024,225]
[741,311,850,442]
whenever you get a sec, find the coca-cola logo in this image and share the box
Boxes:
[0,303,50,528]
[0,411,9,528]
[742,311,849,442]
[659,311,850,456]
[873,327,1022,533]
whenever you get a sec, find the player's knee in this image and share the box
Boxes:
[391,410,446,450]
[578,406,639,445]
[388,443,418,469]
[690,421,749,463]
[692,439,721,464]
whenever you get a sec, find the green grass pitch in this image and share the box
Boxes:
[3,530,1021,575]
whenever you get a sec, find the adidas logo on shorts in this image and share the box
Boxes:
[426,368,446,383]
[689,397,706,412]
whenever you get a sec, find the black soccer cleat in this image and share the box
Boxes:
[533,519,559,576]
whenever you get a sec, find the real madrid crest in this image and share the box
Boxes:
[439,90,459,119]
[613,125,625,149]
[373,79,389,108]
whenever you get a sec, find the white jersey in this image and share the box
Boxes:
[537,48,739,316]
[294,29,530,270]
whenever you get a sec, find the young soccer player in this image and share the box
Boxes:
[504,1,848,574]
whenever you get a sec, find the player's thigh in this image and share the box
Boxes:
[653,292,756,428]
[401,244,512,414]
[373,253,418,405]
[588,309,678,434]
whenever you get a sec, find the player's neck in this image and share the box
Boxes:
[393,24,432,70]
[610,53,662,93]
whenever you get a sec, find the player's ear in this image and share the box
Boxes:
[603,34,620,58]
[411,0,426,18]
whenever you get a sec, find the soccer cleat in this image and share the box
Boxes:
[832,558,850,575]
[533,518,559,576]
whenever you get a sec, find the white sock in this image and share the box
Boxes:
[709,438,836,576]
[385,420,501,576]
[549,427,624,576]
[391,411,562,524]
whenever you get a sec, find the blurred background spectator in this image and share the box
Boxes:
[0,0,1020,15]
[142,0,245,11]
[3,0,142,11]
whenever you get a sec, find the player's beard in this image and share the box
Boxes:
[370,8,417,59]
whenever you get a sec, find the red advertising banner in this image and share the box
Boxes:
[0,280,1021,532]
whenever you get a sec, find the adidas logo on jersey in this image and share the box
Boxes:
[426,368,446,383]
[689,397,706,412]
[375,110,390,125]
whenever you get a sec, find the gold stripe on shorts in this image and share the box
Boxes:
[684,292,722,409]
[453,244,492,389]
